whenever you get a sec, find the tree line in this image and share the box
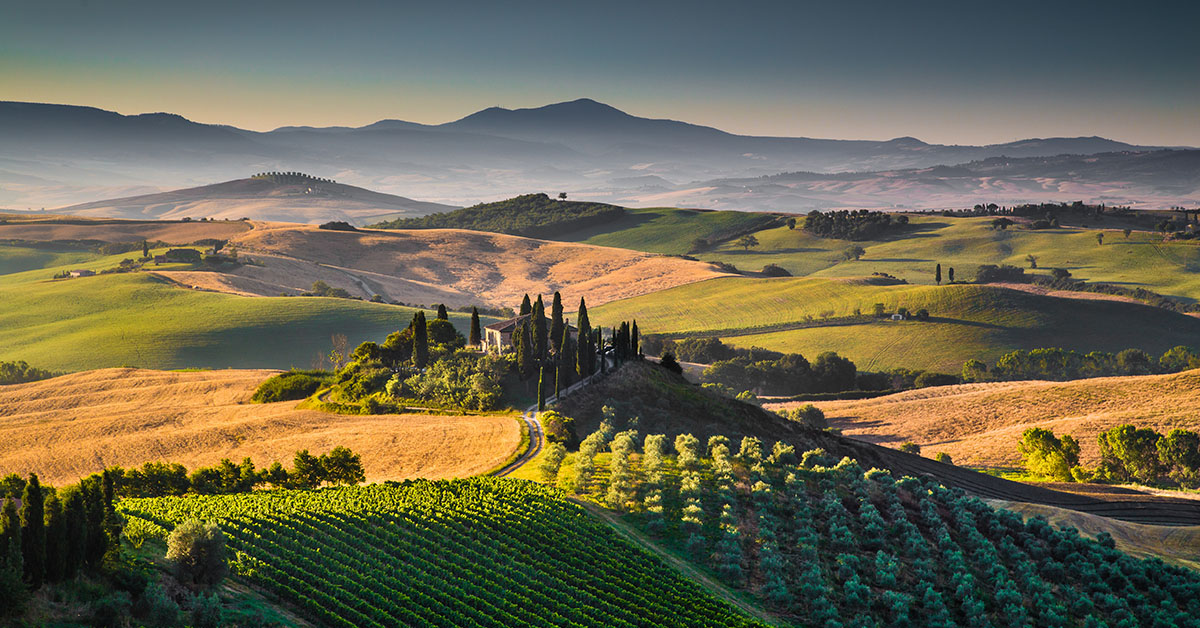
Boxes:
[368,193,626,238]
[1019,424,1200,488]
[802,210,909,241]
[962,345,1200,383]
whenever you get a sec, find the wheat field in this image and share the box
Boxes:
[0,368,520,485]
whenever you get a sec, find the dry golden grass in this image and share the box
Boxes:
[0,217,250,243]
[766,370,1200,468]
[179,223,729,307]
[0,368,520,486]
[989,499,1200,570]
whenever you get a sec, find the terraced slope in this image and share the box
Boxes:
[0,368,519,485]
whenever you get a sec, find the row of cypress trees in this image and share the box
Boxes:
[1,471,121,608]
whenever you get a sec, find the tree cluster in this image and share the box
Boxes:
[1020,424,1200,488]
[702,348,856,396]
[0,471,121,612]
[803,210,908,241]
[962,345,1198,383]
[369,193,626,238]
[0,360,58,386]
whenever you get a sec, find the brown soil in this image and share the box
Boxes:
[0,368,519,485]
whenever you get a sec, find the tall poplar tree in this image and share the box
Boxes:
[469,307,482,347]
[412,311,429,368]
[21,474,45,587]
[550,292,564,354]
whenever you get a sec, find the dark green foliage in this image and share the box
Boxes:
[0,360,59,385]
[803,209,908,240]
[352,341,382,362]
[436,304,448,320]
[368,193,626,237]
[514,318,534,378]
[1031,275,1200,314]
[189,458,259,495]
[965,345,1197,382]
[532,296,548,359]
[61,488,87,576]
[320,447,366,486]
[658,353,683,375]
[519,293,532,316]
[426,318,465,348]
[576,298,593,379]
[812,351,857,393]
[1098,424,1164,484]
[412,311,429,368]
[550,292,564,354]
[469,307,482,346]
[935,263,942,284]
[190,591,224,628]
[1018,427,1082,481]
[898,442,921,454]
[382,327,414,366]
[782,404,826,429]
[0,497,24,617]
[317,221,357,232]
[760,263,791,277]
[974,264,1026,283]
[21,474,46,587]
[306,280,352,298]
[0,473,26,500]
[81,476,108,569]
[913,371,957,388]
[42,493,66,583]
[166,520,227,589]
[250,370,333,403]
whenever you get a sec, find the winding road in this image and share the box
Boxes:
[493,408,543,477]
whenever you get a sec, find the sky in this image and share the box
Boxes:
[2,0,1199,145]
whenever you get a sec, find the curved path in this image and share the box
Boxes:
[493,408,543,477]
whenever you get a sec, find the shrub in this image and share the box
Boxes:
[166,520,228,588]
[318,221,357,231]
[658,353,684,375]
[760,264,792,277]
[190,592,224,628]
[540,411,576,445]
[784,404,827,430]
[975,264,1026,283]
[1018,428,1080,481]
[934,452,953,465]
[899,442,921,455]
[914,371,959,388]
[251,371,331,403]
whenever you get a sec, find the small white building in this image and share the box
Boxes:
[69,269,95,278]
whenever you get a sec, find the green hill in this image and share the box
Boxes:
[555,207,782,255]
[368,193,626,238]
[589,277,1200,372]
[0,272,481,372]
[120,478,767,628]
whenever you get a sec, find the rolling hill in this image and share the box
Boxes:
[0,368,520,486]
[56,175,455,224]
[765,369,1200,469]
[589,277,1200,372]
[2,99,1188,211]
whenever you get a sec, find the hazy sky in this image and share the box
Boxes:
[3,0,1198,145]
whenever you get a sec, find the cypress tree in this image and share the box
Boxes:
[142,240,149,258]
[61,488,86,577]
[82,476,106,569]
[20,474,45,587]
[100,471,120,562]
[598,329,607,373]
[514,319,533,378]
[436,304,448,320]
[631,320,640,357]
[469,307,482,347]
[556,324,573,395]
[0,498,21,601]
[519,294,532,316]
[576,298,592,379]
[43,493,65,583]
[550,292,564,354]
[412,311,429,369]
[935,263,942,285]
[537,364,547,411]
[532,297,548,360]
[949,267,955,283]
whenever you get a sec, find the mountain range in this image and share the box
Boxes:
[1,99,1196,213]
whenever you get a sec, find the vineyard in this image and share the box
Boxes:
[119,478,767,628]
[553,427,1200,627]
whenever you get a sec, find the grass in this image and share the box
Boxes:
[590,276,1200,372]
[0,272,487,372]
[0,244,106,275]
[556,207,780,255]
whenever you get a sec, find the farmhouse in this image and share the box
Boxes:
[68,269,95,278]
[483,314,576,353]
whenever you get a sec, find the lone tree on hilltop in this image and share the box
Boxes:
[935,263,942,285]
[558,192,567,201]
[737,234,759,251]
